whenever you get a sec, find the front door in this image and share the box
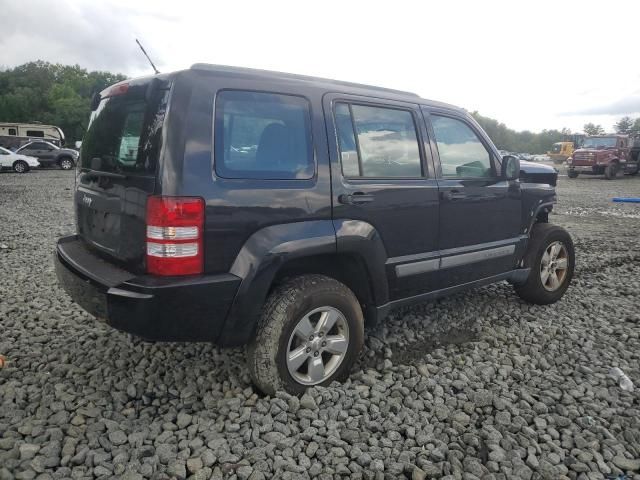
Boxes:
[424,108,523,287]
[324,94,440,301]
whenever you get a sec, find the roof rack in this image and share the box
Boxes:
[190,63,420,98]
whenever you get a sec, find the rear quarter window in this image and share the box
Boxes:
[214,91,314,180]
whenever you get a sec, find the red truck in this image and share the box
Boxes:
[567,134,640,179]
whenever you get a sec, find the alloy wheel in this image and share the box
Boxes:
[540,241,569,291]
[286,306,349,385]
[60,159,74,170]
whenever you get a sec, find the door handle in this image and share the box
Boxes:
[339,192,374,205]
[442,190,467,201]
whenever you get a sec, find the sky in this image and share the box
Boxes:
[2,0,640,134]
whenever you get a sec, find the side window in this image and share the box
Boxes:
[8,128,17,136]
[431,115,494,178]
[26,130,44,138]
[214,90,314,180]
[26,142,45,150]
[335,102,422,178]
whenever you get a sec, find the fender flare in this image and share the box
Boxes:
[527,201,555,233]
[218,220,337,345]
[218,219,391,345]
[333,219,390,308]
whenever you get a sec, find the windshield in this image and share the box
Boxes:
[582,137,617,149]
[80,84,168,175]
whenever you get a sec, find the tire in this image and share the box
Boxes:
[247,274,364,396]
[13,160,29,173]
[59,157,74,170]
[604,163,618,180]
[515,223,574,305]
[567,170,579,179]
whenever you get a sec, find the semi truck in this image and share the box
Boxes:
[567,134,640,179]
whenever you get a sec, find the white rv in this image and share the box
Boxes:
[0,123,65,150]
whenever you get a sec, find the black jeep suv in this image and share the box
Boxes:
[55,65,573,394]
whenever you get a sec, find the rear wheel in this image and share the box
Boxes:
[604,163,618,180]
[514,223,574,305]
[12,160,28,173]
[567,170,579,178]
[59,157,74,170]
[247,275,364,395]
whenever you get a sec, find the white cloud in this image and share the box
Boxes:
[3,0,640,133]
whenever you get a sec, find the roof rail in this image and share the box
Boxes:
[189,63,420,98]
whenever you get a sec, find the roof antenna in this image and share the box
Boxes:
[135,38,160,74]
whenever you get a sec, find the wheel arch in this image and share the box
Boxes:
[218,219,389,346]
[12,159,29,171]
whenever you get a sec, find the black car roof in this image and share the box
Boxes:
[188,63,462,112]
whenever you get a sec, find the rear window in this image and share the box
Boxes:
[214,90,314,180]
[81,84,167,175]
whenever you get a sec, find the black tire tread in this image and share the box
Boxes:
[514,223,574,305]
[247,274,363,396]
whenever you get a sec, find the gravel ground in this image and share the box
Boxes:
[1,168,639,480]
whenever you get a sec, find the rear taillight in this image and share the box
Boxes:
[146,196,204,276]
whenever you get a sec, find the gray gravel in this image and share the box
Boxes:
[1,168,639,480]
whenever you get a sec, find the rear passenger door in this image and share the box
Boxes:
[423,108,523,287]
[324,94,440,300]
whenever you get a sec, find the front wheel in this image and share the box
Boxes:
[604,163,618,180]
[247,275,364,395]
[514,223,574,305]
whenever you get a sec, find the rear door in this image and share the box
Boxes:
[423,108,523,287]
[19,142,49,162]
[75,78,170,273]
[324,94,440,300]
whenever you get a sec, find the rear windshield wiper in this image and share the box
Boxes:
[82,169,128,180]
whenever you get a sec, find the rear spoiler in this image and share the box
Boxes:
[90,78,170,111]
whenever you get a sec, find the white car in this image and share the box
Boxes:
[0,146,40,173]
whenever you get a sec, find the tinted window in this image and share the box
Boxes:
[81,87,166,175]
[431,116,493,178]
[215,91,313,180]
[23,142,47,150]
[335,104,360,176]
[26,130,44,137]
[335,103,422,178]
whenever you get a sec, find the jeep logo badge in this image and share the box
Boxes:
[82,195,93,207]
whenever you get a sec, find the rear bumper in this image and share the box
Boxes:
[55,235,241,342]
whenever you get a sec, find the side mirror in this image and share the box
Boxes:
[501,155,520,181]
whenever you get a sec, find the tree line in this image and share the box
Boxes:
[472,113,640,154]
[1,61,639,152]
[0,61,126,145]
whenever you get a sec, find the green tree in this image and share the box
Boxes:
[0,61,127,145]
[614,116,634,134]
[630,118,640,135]
[583,123,605,136]
[471,111,566,154]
